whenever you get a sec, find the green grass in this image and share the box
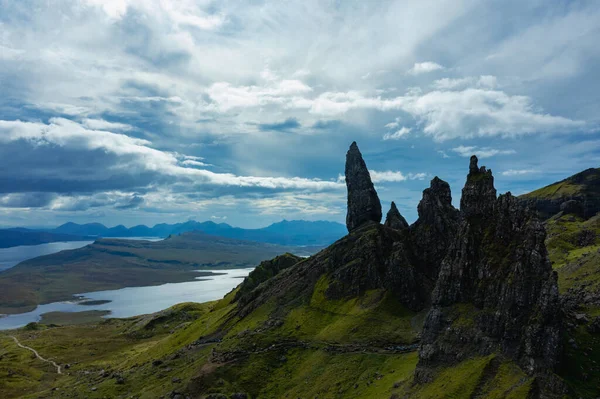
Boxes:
[521,181,583,199]
[39,310,111,325]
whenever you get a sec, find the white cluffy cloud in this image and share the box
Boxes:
[408,62,445,75]
[383,127,412,141]
[337,170,426,183]
[451,145,516,158]
[501,169,538,176]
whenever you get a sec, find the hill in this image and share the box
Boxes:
[0,229,91,249]
[521,167,600,219]
[1,144,598,398]
[0,232,319,315]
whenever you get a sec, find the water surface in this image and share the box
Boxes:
[0,268,251,330]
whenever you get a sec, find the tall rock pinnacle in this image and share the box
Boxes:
[384,201,409,230]
[345,142,382,232]
[460,155,496,217]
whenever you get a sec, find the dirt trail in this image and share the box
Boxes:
[8,335,62,374]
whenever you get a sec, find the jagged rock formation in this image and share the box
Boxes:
[520,167,600,220]
[236,223,429,318]
[384,201,409,230]
[411,177,459,281]
[416,156,562,391]
[461,155,496,217]
[345,142,382,232]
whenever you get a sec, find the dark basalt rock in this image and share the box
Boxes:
[237,222,430,318]
[460,155,496,218]
[416,157,562,393]
[411,177,459,281]
[384,201,409,230]
[345,142,382,232]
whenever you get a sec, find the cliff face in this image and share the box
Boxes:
[416,156,562,388]
[411,176,459,282]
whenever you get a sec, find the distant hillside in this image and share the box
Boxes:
[50,219,346,246]
[0,232,321,315]
[520,167,600,219]
[0,229,91,249]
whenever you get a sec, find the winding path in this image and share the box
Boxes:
[8,335,62,374]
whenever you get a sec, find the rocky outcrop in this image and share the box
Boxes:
[411,177,459,281]
[345,142,382,232]
[416,157,562,391]
[236,222,430,318]
[460,155,496,217]
[384,201,409,230]
[234,253,303,305]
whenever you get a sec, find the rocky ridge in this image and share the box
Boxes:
[237,145,563,391]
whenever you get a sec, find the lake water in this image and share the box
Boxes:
[0,268,252,330]
[0,237,163,272]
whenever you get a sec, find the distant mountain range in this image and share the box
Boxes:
[0,219,347,248]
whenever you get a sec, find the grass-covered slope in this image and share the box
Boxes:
[0,225,551,399]
[0,282,538,399]
[0,232,318,314]
[521,167,600,219]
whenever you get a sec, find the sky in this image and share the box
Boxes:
[0,0,599,228]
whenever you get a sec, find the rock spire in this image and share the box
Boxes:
[384,201,409,230]
[345,142,382,232]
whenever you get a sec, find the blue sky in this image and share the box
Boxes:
[0,0,599,228]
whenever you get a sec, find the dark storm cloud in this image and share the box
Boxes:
[0,192,56,208]
[115,195,145,210]
[257,117,301,132]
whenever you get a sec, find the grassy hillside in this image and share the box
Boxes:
[0,285,538,399]
[0,232,318,314]
[521,168,600,200]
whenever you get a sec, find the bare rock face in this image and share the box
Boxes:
[384,201,409,230]
[460,155,496,217]
[416,157,563,393]
[345,142,382,232]
[411,177,459,281]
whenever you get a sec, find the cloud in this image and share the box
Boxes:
[81,119,133,131]
[383,127,412,140]
[0,1,599,227]
[431,75,497,90]
[258,117,301,132]
[451,145,516,158]
[501,169,538,176]
[337,170,426,183]
[0,192,57,208]
[0,118,344,194]
[408,62,445,75]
